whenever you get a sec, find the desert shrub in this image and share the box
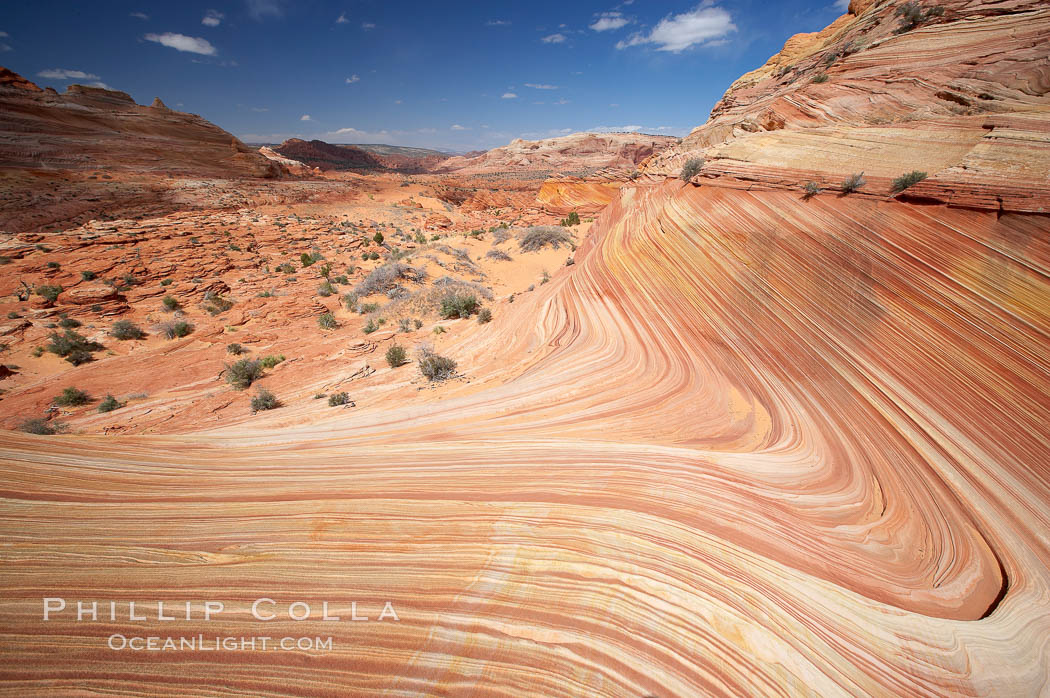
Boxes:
[841,173,866,193]
[318,281,336,297]
[98,394,123,413]
[560,211,581,227]
[160,278,173,286]
[565,257,575,266]
[343,293,359,311]
[226,358,263,390]
[418,346,456,381]
[259,354,285,369]
[362,318,379,334]
[54,387,90,407]
[519,226,571,252]
[0,256,10,265]
[226,343,245,355]
[111,320,146,340]
[300,252,315,267]
[19,418,64,435]
[250,388,280,412]
[46,261,60,269]
[7,311,21,319]
[80,270,97,281]
[162,295,180,311]
[47,330,102,363]
[803,181,822,197]
[680,157,704,182]
[318,312,337,330]
[121,273,138,287]
[202,292,233,315]
[328,392,350,406]
[373,231,384,245]
[486,248,513,261]
[541,270,551,285]
[359,302,380,314]
[439,292,479,319]
[277,263,296,274]
[386,344,407,367]
[355,263,426,296]
[895,2,943,33]
[333,275,349,285]
[398,317,412,332]
[812,73,829,83]
[413,318,423,329]
[160,320,193,339]
[891,170,928,193]
[58,316,81,329]
[477,308,492,324]
[36,285,63,305]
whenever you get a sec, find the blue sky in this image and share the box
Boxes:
[2,0,850,152]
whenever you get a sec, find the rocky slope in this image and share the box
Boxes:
[0,68,280,179]
[273,139,450,173]
[645,0,1050,213]
[436,131,677,176]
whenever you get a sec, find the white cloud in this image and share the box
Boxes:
[617,4,736,52]
[361,22,375,30]
[251,107,269,112]
[450,124,469,131]
[590,12,631,32]
[525,83,558,90]
[501,92,518,99]
[202,10,224,27]
[246,0,283,20]
[553,98,569,105]
[0,31,8,37]
[37,68,100,80]
[541,33,566,44]
[589,124,686,135]
[144,33,217,55]
[336,13,349,24]
[130,12,149,20]
[345,74,360,84]
[833,0,850,10]
[486,20,511,26]
[300,114,312,121]
[88,82,112,90]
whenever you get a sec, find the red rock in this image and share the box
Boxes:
[59,285,120,305]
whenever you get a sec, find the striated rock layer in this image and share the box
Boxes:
[1,180,1049,694]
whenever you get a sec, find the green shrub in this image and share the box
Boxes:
[7,311,21,319]
[98,394,123,413]
[46,261,60,269]
[227,343,245,355]
[486,248,513,262]
[226,358,263,390]
[259,354,285,369]
[47,330,102,363]
[250,388,280,412]
[80,270,97,281]
[161,320,193,339]
[386,344,407,367]
[439,292,479,319]
[318,312,337,330]
[111,320,146,340]
[54,387,91,407]
[359,302,380,314]
[560,211,581,227]
[300,252,315,267]
[414,319,423,329]
[803,181,822,197]
[202,292,233,315]
[162,295,180,311]
[343,293,359,311]
[318,281,336,297]
[58,316,81,329]
[328,392,350,406]
[841,173,866,193]
[891,170,927,193]
[36,285,63,305]
[398,317,412,332]
[373,231,384,245]
[680,157,704,182]
[812,73,828,83]
[418,347,456,381]
[477,308,492,324]
[362,318,379,334]
[160,278,173,286]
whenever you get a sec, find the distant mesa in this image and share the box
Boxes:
[0,67,280,179]
[272,138,451,174]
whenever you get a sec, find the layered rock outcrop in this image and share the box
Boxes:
[0,68,281,178]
